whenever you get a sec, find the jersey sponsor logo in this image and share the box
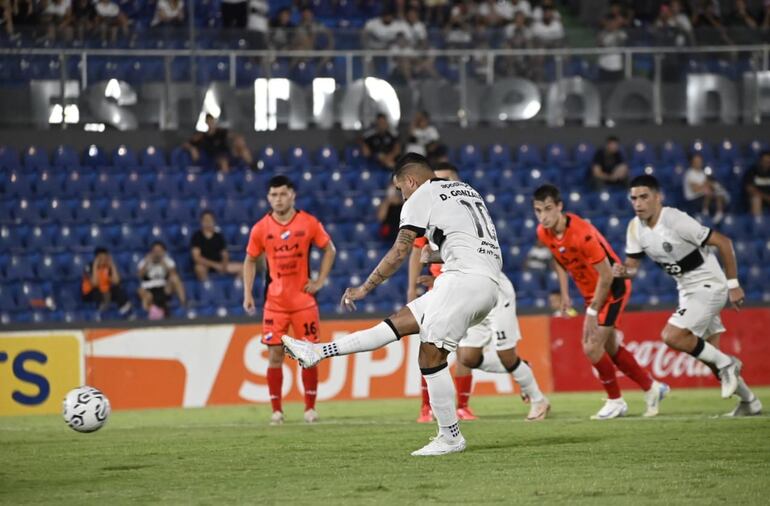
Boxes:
[273,243,299,253]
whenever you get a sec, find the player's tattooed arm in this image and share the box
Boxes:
[362,228,417,293]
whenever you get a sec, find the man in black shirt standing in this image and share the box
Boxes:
[590,136,629,189]
[359,113,401,170]
[183,114,254,172]
[744,150,770,220]
[191,210,243,281]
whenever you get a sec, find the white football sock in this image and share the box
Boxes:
[318,322,398,358]
[423,365,461,441]
[695,341,732,369]
[735,377,754,402]
[477,351,507,374]
[511,360,545,403]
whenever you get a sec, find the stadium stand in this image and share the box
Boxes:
[0,138,767,323]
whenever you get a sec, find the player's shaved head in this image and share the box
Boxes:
[393,153,433,179]
[393,153,434,200]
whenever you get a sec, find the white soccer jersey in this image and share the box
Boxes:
[400,179,503,282]
[625,207,726,290]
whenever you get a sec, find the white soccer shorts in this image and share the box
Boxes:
[460,285,521,351]
[406,271,498,353]
[667,281,728,338]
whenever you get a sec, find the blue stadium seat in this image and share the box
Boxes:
[315,145,339,170]
[51,145,79,169]
[0,145,20,170]
[61,170,95,198]
[573,142,595,167]
[211,171,240,196]
[488,144,512,168]
[286,146,311,170]
[170,146,193,169]
[23,145,49,170]
[113,145,139,168]
[152,172,184,197]
[165,198,199,224]
[545,143,569,167]
[660,140,686,167]
[180,172,211,198]
[34,171,66,197]
[4,171,35,198]
[82,145,109,168]
[630,140,656,167]
[458,144,482,168]
[140,145,167,169]
[135,199,167,223]
[0,283,20,311]
[689,139,715,163]
[15,198,46,224]
[717,139,740,165]
[344,145,365,168]
[516,144,542,168]
[6,254,37,281]
[256,145,283,170]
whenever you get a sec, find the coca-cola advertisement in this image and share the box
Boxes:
[549,308,770,392]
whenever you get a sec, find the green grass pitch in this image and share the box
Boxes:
[2,388,769,505]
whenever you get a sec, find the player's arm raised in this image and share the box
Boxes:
[305,240,336,294]
[704,230,745,310]
[242,253,262,315]
[342,228,417,310]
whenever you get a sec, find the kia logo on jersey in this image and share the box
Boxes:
[281,231,291,240]
[273,244,299,253]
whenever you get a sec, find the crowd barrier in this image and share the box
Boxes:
[2,308,768,415]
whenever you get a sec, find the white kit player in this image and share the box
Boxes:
[283,153,503,456]
[613,175,761,416]
[413,164,550,421]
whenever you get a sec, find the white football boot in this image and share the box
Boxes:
[719,357,742,399]
[304,409,319,423]
[724,396,762,417]
[590,398,628,420]
[643,381,670,417]
[282,335,322,368]
[270,411,284,426]
[411,433,467,457]
[526,397,551,421]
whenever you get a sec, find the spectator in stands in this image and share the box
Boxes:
[191,210,242,281]
[182,114,254,173]
[597,13,628,82]
[531,6,564,47]
[498,10,533,78]
[683,152,728,224]
[424,0,450,27]
[478,0,526,27]
[744,150,770,220]
[294,7,333,52]
[532,0,560,22]
[377,183,403,242]
[524,240,552,271]
[71,0,94,40]
[151,0,184,27]
[40,0,73,42]
[81,247,132,316]
[590,136,629,189]
[389,32,418,83]
[444,9,473,49]
[137,241,186,319]
[654,2,694,47]
[246,0,268,48]
[359,113,401,170]
[763,2,770,32]
[221,0,247,28]
[692,0,733,45]
[93,0,129,43]
[270,7,293,50]
[362,10,407,50]
[6,0,37,37]
[727,0,758,28]
[603,0,631,28]
[404,110,447,164]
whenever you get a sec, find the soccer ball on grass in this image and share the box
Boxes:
[62,386,111,433]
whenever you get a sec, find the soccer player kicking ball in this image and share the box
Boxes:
[613,175,761,416]
[242,176,337,425]
[533,184,668,419]
[409,163,549,422]
[283,153,503,456]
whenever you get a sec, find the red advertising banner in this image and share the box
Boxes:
[84,316,553,411]
[550,308,770,392]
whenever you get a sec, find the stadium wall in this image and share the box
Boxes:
[1,124,769,154]
[2,308,769,416]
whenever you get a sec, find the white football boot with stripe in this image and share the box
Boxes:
[590,398,628,420]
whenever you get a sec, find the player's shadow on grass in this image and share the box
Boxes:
[472,435,603,452]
